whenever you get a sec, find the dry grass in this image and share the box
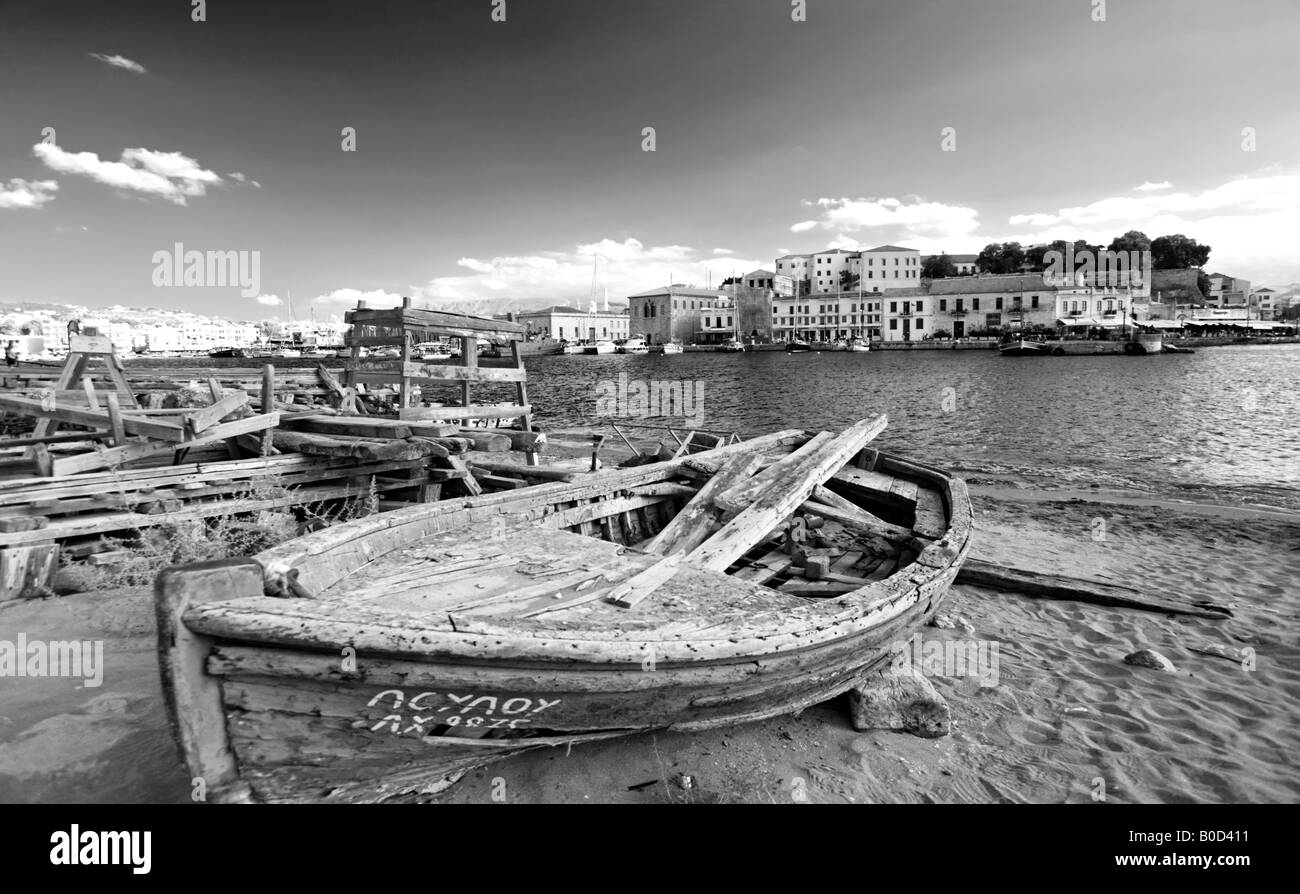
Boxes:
[61,476,382,592]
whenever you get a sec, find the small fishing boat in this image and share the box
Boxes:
[845,338,871,353]
[583,340,616,355]
[156,418,971,803]
[617,337,649,355]
[561,341,586,355]
[718,338,744,353]
[659,342,683,355]
[207,347,247,359]
[998,338,1047,357]
[785,341,812,353]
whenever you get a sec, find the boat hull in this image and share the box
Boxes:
[156,439,972,803]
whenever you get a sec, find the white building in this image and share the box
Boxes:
[856,245,922,291]
[772,293,884,343]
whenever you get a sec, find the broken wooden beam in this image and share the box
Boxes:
[686,417,889,573]
[956,559,1232,619]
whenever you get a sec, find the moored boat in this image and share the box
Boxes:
[785,340,812,353]
[156,418,972,803]
[998,338,1048,357]
[845,337,871,353]
[659,341,683,355]
[718,338,744,353]
[583,340,616,355]
[617,337,649,355]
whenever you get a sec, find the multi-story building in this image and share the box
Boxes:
[742,269,775,290]
[514,305,630,343]
[771,292,884,343]
[1249,287,1277,319]
[626,286,730,345]
[925,274,1059,338]
[877,288,932,342]
[808,249,857,294]
[773,254,811,296]
[857,245,923,291]
[1207,272,1251,307]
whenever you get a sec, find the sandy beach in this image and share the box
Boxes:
[4,480,1295,805]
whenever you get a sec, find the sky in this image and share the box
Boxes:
[1,0,1298,320]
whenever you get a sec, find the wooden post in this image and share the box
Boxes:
[460,336,475,409]
[510,340,538,466]
[105,393,126,446]
[261,364,275,456]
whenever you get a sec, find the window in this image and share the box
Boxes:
[889,302,897,313]
[939,299,947,311]
[956,299,964,311]
[973,298,980,311]
[996,297,1003,310]
[1031,295,1039,308]
[916,319,924,330]
[889,319,898,330]
[916,301,923,312]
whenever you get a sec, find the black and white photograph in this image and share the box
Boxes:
[0,0,1294,862]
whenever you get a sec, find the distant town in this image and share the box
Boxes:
[3,233,1297,359]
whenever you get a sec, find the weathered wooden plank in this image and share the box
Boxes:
[831,466,919,508]
[185,390,251,435]
[644,451,766,556]
[956,559,1232,619]
[0,393,186,442]
[687,417,889,573]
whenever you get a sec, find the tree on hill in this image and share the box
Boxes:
[1151,234,1211,269]
[976,242,1026,275]
[839,269,859,291]
[922,253,958,279]
[1108,230,1151,254]
[720,276,740,286]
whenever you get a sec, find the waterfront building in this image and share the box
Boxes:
[771,292,884,343]
[515,305,630,343]
[626,286,730,345]
[921,274,1059,339]
[742,269,775,290]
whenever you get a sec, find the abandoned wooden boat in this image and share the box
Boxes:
[156,416,972,803]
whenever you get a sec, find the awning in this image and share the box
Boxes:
[1057,317,1125,328]
[1140,319,1185,330]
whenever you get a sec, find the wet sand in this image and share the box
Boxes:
[2,486,1297,804]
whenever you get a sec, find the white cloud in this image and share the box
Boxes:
[310,288,407,310]
[712,247,734,255]
[255,294,283,307]
[1135,181,1172,192]
[419,238,766,302]
[998,167,1300,284]
[89,53,147,75]
[228,171,262,189]
[789,196,980,254]
[0,178,58,209]
[32,143,222,205]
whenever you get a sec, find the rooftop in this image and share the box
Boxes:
[864,244,918,253]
